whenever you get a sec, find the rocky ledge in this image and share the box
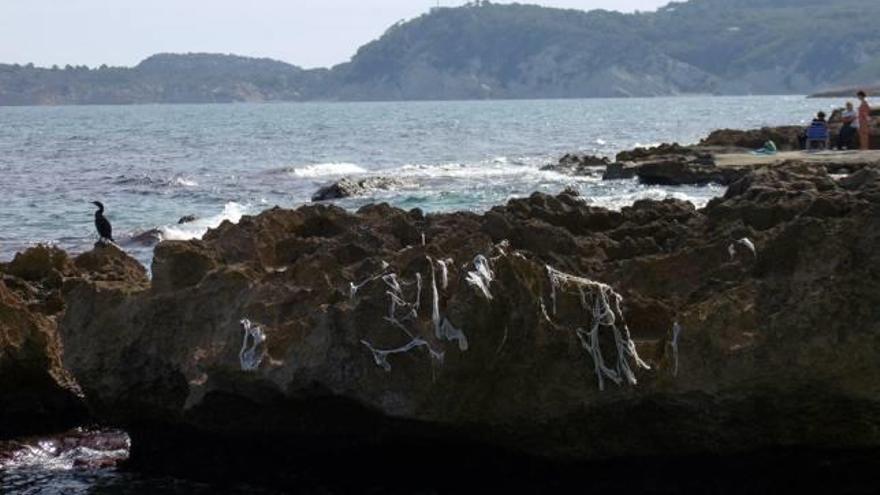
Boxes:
[0,247,97,438]
[3,161,880,488]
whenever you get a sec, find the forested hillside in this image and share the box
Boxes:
[1,0,879,104]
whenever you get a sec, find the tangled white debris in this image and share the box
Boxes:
[546,266,651,391]
[436,258,452,289]
[353,267,446,372]
[466,255,495,300]
[383,273,422,324]
[349,268,389,301]
[429,256,468,351]
[239,319,267,371]
[361,338,443,372]
[352,250,648,385]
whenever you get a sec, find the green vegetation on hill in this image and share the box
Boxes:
[2,0,879,104]
[0,54,327,105]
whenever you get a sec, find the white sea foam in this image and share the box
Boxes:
[590,185,724,211]
[288,163,367,178]
[395,161,555,180]
[159,201,248,241]
[172,177,199,187]
[633,142,663,150]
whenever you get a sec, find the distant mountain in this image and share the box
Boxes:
[2,0,880,105]
[0,54,328,105]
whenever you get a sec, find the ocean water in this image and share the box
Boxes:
[0,96,842,266]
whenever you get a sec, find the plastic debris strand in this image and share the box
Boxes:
[360,338,444,372]
[429,256,468,351]
[466,255,495,300]
[239,319,267,371]
[546,266,651,391]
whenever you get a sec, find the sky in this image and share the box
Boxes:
[0,0,670,69]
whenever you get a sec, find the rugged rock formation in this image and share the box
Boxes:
[699,126,805,151]
[605,144,750,186]
[600,123,880,186]
[700,121,880,151]
[630,156,751,186]
[37,160,880,487]
[615,143,699,162]
[0,247,88,438]
[312,177,416,201]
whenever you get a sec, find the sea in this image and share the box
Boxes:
[0,95,849,493]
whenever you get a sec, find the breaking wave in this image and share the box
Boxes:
[159,202,248,241]
[393,160,557,180]
[282,163,367,178]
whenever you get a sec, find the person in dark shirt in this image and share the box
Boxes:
[838,102,857,150]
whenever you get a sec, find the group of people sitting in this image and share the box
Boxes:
[805,91,872,151]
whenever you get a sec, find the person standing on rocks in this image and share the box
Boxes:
[858,91,871,150]
[838,102,857,150]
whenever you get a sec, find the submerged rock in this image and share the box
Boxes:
[541,153,610,175]
[311,176,415,201]
[125,228,163,247]
[602,161,638,180]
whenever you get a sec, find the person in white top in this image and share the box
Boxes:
[838,102,857,149]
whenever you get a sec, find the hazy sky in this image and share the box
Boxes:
[0,0,669,69]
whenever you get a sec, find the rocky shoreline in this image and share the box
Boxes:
[3,128,880,489]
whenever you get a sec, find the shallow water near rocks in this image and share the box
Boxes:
[1,96,840,267]
[0,429,282,494]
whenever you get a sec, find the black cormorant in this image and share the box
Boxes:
[92,201,114,243]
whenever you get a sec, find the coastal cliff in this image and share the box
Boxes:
[0,159,872,485]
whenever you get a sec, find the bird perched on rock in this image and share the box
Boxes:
[92,201,114,244]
